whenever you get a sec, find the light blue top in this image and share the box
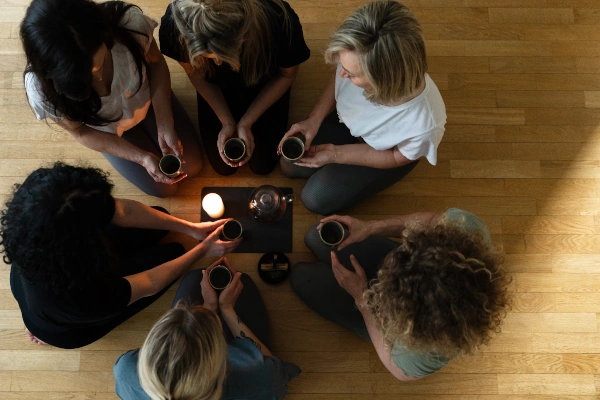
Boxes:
[390,208,492,377]
[114,338,301,400]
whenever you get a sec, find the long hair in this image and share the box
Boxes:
[0,163,117,296]
[325,0,427,105]
[138,301,228,400]
[365,217,511,358]
[21,0,149,125]
[172,0,289,86]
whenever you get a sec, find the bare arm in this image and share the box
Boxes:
[55,118,149,164]
[358,305,420,381]
[221,307,272,357]
[278,73,336,150]
[146,39,180,155]
[112,198,194,233]
[364,212,443,237]
[238,65,299,129]
[335,144,416,168]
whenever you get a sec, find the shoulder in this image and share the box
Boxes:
[225,339,301,398]
[444,208,491,242]
[391,340,450,378]
[114,350,152,400]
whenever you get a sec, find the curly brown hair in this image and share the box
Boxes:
[365,216,511,358]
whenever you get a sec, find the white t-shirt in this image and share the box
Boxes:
[24,8,157,137]
[335,64,446,165]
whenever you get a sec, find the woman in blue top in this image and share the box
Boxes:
[114,257,300,399]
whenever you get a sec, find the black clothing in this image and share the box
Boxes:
[10,207,185,349]
[159,0,310,175]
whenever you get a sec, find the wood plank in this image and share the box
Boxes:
[0,351,79,371]
[445,353,564,374]
[497,91,585,108]
[10,371,110,392]
[501,313,598,333]
[515,273,600,292]
[502,216,595,234]
[450,160,541,178]
[489,8,575,24]
[497,374,596,395]
[504,179,596,197]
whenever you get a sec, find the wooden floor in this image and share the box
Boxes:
[2,0,600,398]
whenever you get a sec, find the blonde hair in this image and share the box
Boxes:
[172,0,289,86]
[365,217,510,358]
[138,301,228,400]
[325,0,427,105]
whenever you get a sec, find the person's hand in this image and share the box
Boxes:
[158,128,184,158]
[318,215,370,251]
[142,153,187,184]
[200,224,241,257]
[200,258,225,313]
[294,144,336,168]
[236,124,255,167]
[277,117,320,154]
[331,252,368,306]
[218,258,243,312]
[188,219,229,241]
[217,123,236,166]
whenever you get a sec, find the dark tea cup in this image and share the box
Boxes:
[159,154,182,177]
[224,138,246,162]
[209,265,232,290]
[319,221,346,246]
[281,136,305,162]
[221,220,243,241]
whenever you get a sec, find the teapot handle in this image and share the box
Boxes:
[283,194,294,203]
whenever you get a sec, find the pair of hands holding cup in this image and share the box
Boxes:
[200,257,243,314]
[144,129,188,185]
[277,117,336,168]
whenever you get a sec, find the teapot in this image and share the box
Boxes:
[248,185,293,223]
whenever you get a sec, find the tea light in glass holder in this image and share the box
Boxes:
[202,193,225,219]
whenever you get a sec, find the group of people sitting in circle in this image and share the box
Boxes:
[3,0,511,398]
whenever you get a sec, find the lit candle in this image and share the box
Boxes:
[202,193,225,219]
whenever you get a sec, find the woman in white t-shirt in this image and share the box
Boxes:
[278,0,446,215]
[21,0,203,197]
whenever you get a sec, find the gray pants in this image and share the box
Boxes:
[289,222,399,341]
[280,112,419,215]
[103,93,203,198]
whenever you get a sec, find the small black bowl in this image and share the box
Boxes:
[257,252,290,284]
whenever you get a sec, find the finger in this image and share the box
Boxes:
[337,237,356,251]
[349,254,367,280]
[222,258,238,275]
[208,257,225,271]
[169,173,188,185]
[207,225,224,239]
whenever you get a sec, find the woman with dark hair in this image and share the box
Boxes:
[159,0,310,175]
[21,0,203,198]
[3,163,239,349]
[290,209,510,380]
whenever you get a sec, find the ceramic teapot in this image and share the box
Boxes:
[248,185,293,223]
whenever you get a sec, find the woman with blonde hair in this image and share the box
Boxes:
[278,0,446,215]
[159,0,310,175]
[290,209,510,380]
[114,258,301,399]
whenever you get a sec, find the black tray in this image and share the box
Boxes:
[200,187,293,253]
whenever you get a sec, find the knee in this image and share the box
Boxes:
[184,155,203,178]
[289,262,313,294]
[300,181,340,216]
[250,159,277,176]
[303,222,322,249]
[146,183,179,198]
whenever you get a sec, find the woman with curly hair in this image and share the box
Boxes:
[3,163,239,349]
[159,0,310,175]
[22,0,203,197]
[278,0,446,215]
[290,209,510,380]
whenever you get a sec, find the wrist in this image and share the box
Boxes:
[220,306,236,316]
[237,117,254,130]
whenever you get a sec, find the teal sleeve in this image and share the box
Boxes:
[445,208,491,244]
[391,341,450,378]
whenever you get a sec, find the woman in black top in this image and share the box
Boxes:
[159,0,310,175]
[2,163,239,349]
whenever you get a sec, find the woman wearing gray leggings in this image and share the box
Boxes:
[278,0,446,215]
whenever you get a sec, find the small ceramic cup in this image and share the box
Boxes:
[224,138,246,163]
[209,265,232,290]
[281,136,305,162]
[221,220,243,241]
[319,221,346,246]
[159,154,182,177]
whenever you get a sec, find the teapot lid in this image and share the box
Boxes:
[250,185,281,214]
